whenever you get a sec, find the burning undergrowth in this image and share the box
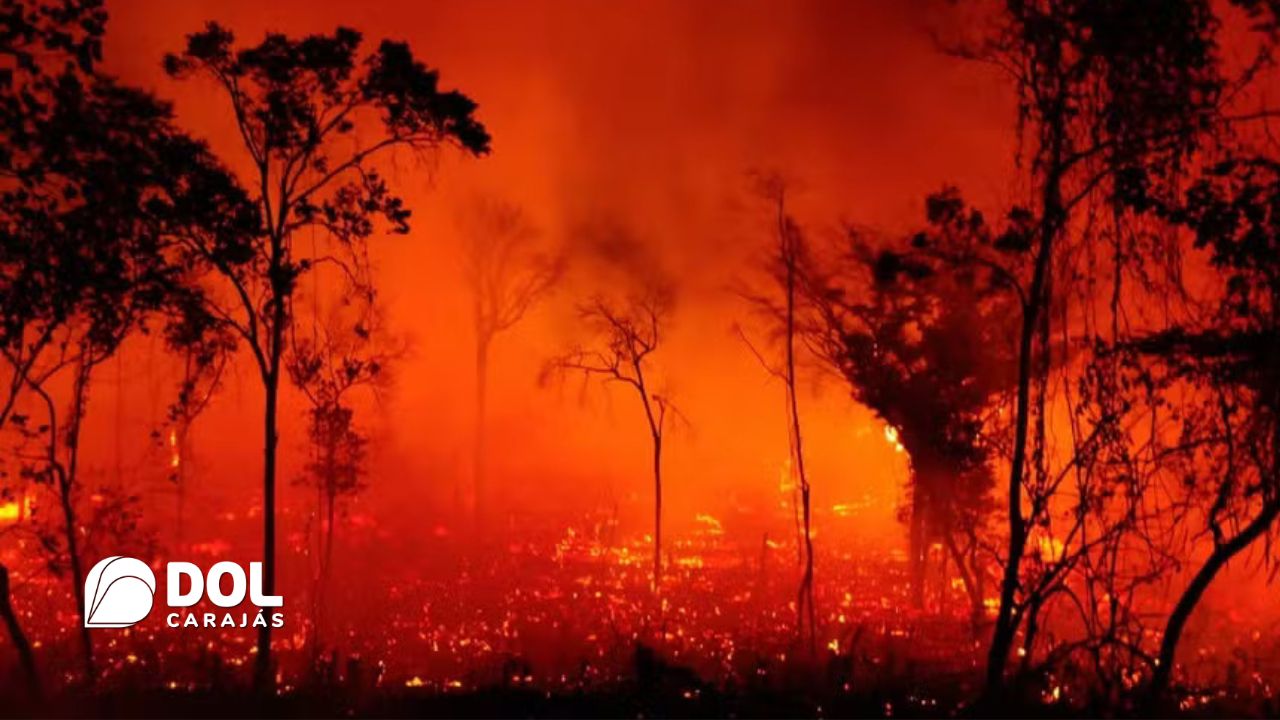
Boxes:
[2,500,1277,717]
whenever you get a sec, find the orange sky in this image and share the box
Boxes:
[77,0,1019,552]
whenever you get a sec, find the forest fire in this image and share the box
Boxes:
[3,0,1280,718]
[0,496,28,524]
[883,426,905,455]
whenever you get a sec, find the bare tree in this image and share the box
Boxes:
[288,291,396,663]
[458,196,562,531]
[547,289,676,591]
[735,173,817,652]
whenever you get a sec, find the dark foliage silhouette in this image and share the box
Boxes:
[164,22,488,688]
[1,0,256,687]
[810,188,1017,621]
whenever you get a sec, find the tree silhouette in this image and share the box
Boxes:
[164,23,489,688]
[457,195,562,532]
[547,288,676,592]
[810,189,1016,620]
[0,83,253,684]
[161,329,233,548]
[1,1,256,685]
[1123,154,1280,703]
[0,0,103,81]
[287,292,395,664]
[950,0,1231,695]
[0,1,105,691]
[735,174,818,652]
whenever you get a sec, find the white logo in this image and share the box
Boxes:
[84,556,156,628]
[84,557,285,630]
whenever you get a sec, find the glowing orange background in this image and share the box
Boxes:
[82,0,1018,557]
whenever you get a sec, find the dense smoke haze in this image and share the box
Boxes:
[4,1,1280,716]
[89,0,1014,546]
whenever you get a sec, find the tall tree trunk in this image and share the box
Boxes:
[782,219,816,653]
[473,333,490,533]
[0,564,40,698]
[254,258,287,691]
[59,471,93,683]
[175,429,187,549]
[651,431,662,592]
[796,478,815,652]
[309,479,324,668]
[908,484,928,610]
[313,486,336,665]
[634,364,664,594]
[63,360,94,684]
[985,232,1051,696]
[986,155,1063,698]
[323,489,335,613]
[254,354,281,691]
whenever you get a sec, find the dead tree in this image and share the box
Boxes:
[287,295,395,663]
[736,173,817,653]
[547,290,675,591]
[458,196,562,531]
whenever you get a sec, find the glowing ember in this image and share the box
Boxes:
[693,513,723,535]
[168,428,181,469]
[883,425,905,453]
[1036,536,1064,562]
[0,495,30,523]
